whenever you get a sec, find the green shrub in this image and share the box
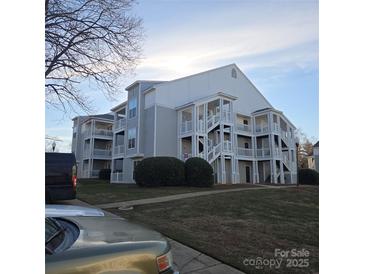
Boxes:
[134,157,185,187]
[99,169,111,180]
[298,168,319,185]
[185,157,214,187]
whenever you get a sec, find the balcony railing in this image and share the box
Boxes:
[111,172,123,182]
[273,147,280,157]
[91,169,100,177]
[255,125,269,134]
[84,128,113,138]
[92,148,112,157]
[114,119,126,132]
[197,119,204,133]
[256,148,271,158]
[180,120,193,134]
[181,153,192,161]
[94,128,113,137]
[221,110,232,123]
[236,123,252,134]
[236,147,254,157]
[113,144,125,157]
[222,140,232,152]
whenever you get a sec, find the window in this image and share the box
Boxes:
[244,142,249,149]
[243,119,248,125]
[128,128,136,149]
[128,97,137,118]
[231,68,237,78]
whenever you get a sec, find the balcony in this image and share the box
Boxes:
[256,148,271,158]
[180,120,193,135]
[272,147,280,157]
[236,147,254,158]
[111,172,123,182]
[94,128,113,138]
[222,140,232,153]
[84,128,113,139]
[92,148,112,158]
[113,144,125,158]
[114,119,126,132]
[221,110,232,123]
[255,125,269,134]
[236,123,252,134]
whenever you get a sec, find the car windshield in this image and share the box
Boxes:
[45,217,65,254]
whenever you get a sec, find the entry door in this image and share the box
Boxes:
[245,166,251,183]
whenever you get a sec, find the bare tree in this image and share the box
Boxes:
[295,128,315,168]
[45,0,143,113]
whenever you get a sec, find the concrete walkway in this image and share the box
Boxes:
[96,184,296,209]
[59,199,245,274]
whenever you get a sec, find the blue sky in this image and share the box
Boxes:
[46,0,318,152]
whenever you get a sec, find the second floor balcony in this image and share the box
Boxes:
[92,148,112,158]
[255,125,269,134]
[84,128,113,139]
[236,147,254,158]
[222,140,233,153]
[180,120,193,135]
[114,119,126,132]
[236,123,252,134]
[256,148,271,158]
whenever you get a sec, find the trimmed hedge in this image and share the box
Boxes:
[298,168,319,185]
[99,169,111,180]
[134,157,185,187]
[185,157,214,187]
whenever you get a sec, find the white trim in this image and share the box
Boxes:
[153,104,157,156]
[137,85,141,154]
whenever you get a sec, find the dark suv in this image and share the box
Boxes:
[45,152,77,203]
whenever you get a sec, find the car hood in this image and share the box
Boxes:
[63,216,168,252]
[46,216,171,274]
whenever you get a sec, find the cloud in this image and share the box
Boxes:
[134,2,318,80]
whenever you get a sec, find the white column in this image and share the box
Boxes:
[192,107,196,157]
[203,103,207,132]
[279,161,284,184]
[221,156,226,184]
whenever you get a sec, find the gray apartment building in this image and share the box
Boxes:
[72,64,298,184]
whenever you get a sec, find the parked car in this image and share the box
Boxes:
[45,204,105,217]
[45,152,77,203]
[45,205,178,274]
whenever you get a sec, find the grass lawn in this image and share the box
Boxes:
[108,186,319,274]
[77,179,260,205]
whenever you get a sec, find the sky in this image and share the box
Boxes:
[45,0,319,152]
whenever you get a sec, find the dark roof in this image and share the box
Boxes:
[89,114,114,120]
[313,141,319,147]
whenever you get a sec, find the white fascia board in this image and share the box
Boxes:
[110,101,127,112]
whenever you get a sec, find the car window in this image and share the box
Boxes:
[45,218,65,254]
